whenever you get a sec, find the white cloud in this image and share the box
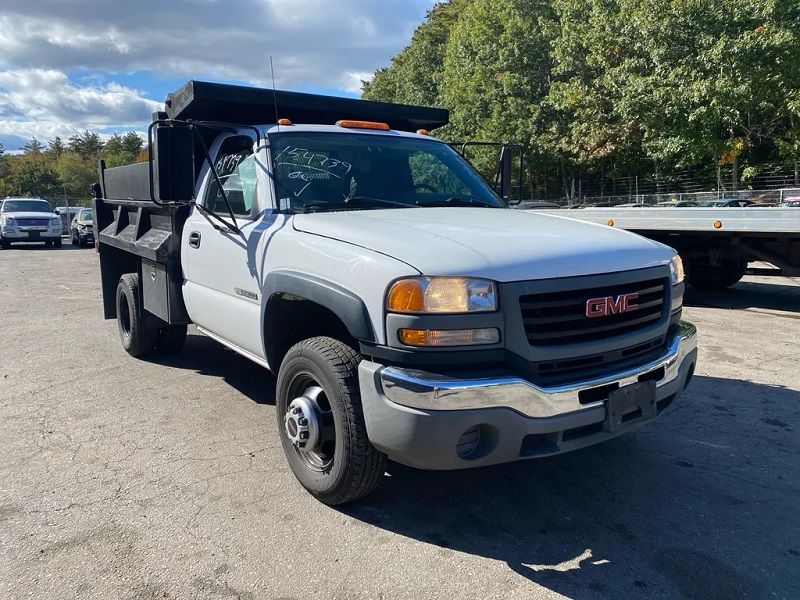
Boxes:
[0,69,159,142]
[0,1,434,88]
[0,0,435,142]
[342,71,374,94]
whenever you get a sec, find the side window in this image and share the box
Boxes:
[407,150,472,197]
[204,135,256,218]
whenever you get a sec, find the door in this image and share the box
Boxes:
[182,133,268,359]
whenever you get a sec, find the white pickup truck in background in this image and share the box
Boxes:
[94,81,698,505]
[0,198,63,249]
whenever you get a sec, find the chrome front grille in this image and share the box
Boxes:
[519,277,668,346]
[17,218,50,227]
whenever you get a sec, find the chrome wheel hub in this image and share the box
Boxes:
[284,390,321,451]
[283,381,336,472]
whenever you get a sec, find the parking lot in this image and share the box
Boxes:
[1,244,798,600]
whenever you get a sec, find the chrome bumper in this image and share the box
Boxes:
[379,321,697,419]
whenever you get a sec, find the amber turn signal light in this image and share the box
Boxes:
[387,279,425,312]
[336,120,390,131]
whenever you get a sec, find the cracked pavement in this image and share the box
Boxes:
[1,246,799,599]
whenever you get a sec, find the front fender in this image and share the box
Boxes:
[261,269,376,344]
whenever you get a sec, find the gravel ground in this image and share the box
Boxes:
[1,244,798,600]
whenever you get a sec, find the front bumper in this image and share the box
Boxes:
[1,229,62,242]
[358,321,698,470]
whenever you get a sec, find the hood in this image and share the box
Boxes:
[3,211,58,219]
[293,207,674,282]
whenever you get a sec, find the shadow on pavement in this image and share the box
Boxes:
[685,279,799,313]
[153,332,276,405]
[1,242,88,251]
[342,375,800,599]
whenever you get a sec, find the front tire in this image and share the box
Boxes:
[54,238,62,248]
[276,337,386,505]
[1,238,10,249]
[116,273,154,357]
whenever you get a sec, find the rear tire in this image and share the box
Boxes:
[155,324,187,355]
[687,261,746,290]
[276,336,386,505]
[116,273,154,357]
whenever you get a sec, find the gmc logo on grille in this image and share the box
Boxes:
[586,292,640,318]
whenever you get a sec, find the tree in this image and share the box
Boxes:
[55,151,97,198]
[7,153,60,197]
[47,136,66,159]
[362,0,469,106]
[103,131,144,167]
[68,130,104,159]
[120,132,144,158]
[364,0,800,199]
[22,138,45,154]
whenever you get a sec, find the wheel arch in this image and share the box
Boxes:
[262,270,375,370]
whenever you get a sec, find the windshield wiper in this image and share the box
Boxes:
[419,196,498,208]
[343,196,414,209]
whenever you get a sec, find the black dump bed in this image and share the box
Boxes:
[94,81,449,325]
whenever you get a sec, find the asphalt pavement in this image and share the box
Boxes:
[1,244,799,599]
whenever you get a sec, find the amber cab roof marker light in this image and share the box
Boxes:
[277,118,293,126]
[336,120,390,131]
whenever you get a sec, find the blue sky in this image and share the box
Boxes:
[0,0,435,150]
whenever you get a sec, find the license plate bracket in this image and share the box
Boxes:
[604,380,657,433]
[27,231,41,239]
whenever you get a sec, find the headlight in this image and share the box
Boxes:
[3,216,15,225]
[51,218,61,226]
[669,255,684,286]
[387,277,497,314]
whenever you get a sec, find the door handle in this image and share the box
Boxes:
[188,231,201,248]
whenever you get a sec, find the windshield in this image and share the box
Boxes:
[269,132,505,212]
[78,209,93,221]
[2,199,54,213]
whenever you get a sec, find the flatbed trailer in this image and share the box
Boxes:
[531,207,800,289]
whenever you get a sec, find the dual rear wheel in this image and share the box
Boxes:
[115,273,187,357]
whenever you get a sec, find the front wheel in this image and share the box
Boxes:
[276,337,386,505]
[54,238,62,248]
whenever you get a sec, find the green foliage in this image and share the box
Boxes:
[365,0,800,197]
[68,130,104,159]
[0,130,143,200]
[362,0,469,106]
[22,138,46,154]
[7,154,61,197]
[55,151,97,198]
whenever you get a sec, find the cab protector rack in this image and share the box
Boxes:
[165,80,449,131]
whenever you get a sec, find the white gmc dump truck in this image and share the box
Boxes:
[94,81,698,504]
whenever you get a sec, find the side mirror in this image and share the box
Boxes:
[151,122,195,203]
[498,145,513,203]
